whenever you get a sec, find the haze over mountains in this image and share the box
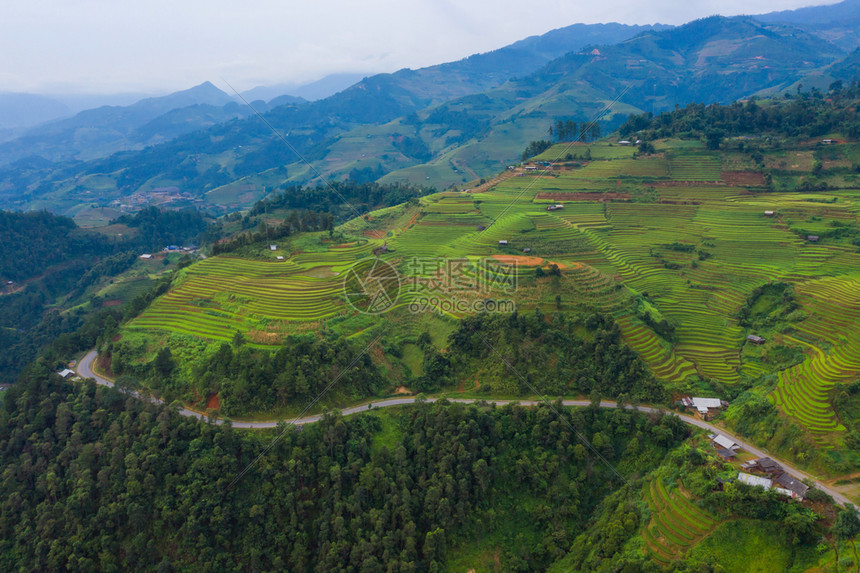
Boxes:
[2,1,860,218]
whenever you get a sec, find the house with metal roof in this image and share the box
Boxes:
[738,472,772,489]
[713,434,740,451]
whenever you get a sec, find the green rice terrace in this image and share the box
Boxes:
[642,478,717,564]
[126,137,860,469]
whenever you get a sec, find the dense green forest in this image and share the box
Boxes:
[0,209,204,384]
[0,210,108,283]
[111,310,663,418]
[618,81,860,142]
[112,207,209,251]
[0,365,691,572]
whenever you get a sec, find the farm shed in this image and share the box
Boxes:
[747,335,766,345]
[498,240,508,246]
[807,235,819,242]
[715,448,736,460]
[738,472,772,489]
[713,434,739,451]
[753,457,783,475]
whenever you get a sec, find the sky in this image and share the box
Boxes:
[0,0,840,95]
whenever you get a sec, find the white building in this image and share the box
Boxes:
[738,472,772,489]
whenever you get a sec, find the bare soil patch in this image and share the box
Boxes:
[206,394,221,410]
[491,255,580,270]
[721,170,766,186]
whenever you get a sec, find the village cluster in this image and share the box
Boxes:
[680,396,810,500]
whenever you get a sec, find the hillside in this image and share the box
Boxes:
[756,0,860,51]
[374,16,846,189]
[2,353,853,571]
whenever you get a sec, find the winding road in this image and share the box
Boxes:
[75,349,855,508]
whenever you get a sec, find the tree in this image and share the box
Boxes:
[232,330,246,348]
[833,505,860,541]
[153,347,175,377]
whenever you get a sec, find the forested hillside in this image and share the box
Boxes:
[0,208,207,384]
[0,367,689,571]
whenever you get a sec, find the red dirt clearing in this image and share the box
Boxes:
[206,394,221,410]
[491,255,580,270]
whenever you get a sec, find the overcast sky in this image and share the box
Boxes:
[0,0,839,95]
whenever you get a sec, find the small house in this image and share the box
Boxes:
[774,472,809,500]
[476,225,486,231]
[821,139,835,144]
[715,448,736,461]
[747,335,766,345]
[57,369,76,379]
[752,457,783,475]
[713,434,740,451]
[524,166,538,172]
[522,248,531,253]
[807,235,819,242]
[269,245,278,251]
[276,256,284,261]
[498,240,509,246]
[554,204,564,210]
[764,211,774,217]
[618,140,632,146]
[682,397,727,420]
[139,254,153,259]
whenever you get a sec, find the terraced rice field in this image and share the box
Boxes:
[642,479,717,564]
[132,140,860,443]
[770,277,860,443]
[131,253,368,341]
[668,152,722,181]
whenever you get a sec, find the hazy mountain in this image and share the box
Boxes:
[0,82,240,165]
[755,0,860,51]
[50,92,157,113]
[0,93,72,129]
[242,73,369,102]
[347,16,846,188]
[288,73,372,100]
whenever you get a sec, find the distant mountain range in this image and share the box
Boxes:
[2,3,860,217]
[756,0,860,51]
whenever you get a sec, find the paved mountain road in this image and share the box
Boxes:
[75,349,855,509]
